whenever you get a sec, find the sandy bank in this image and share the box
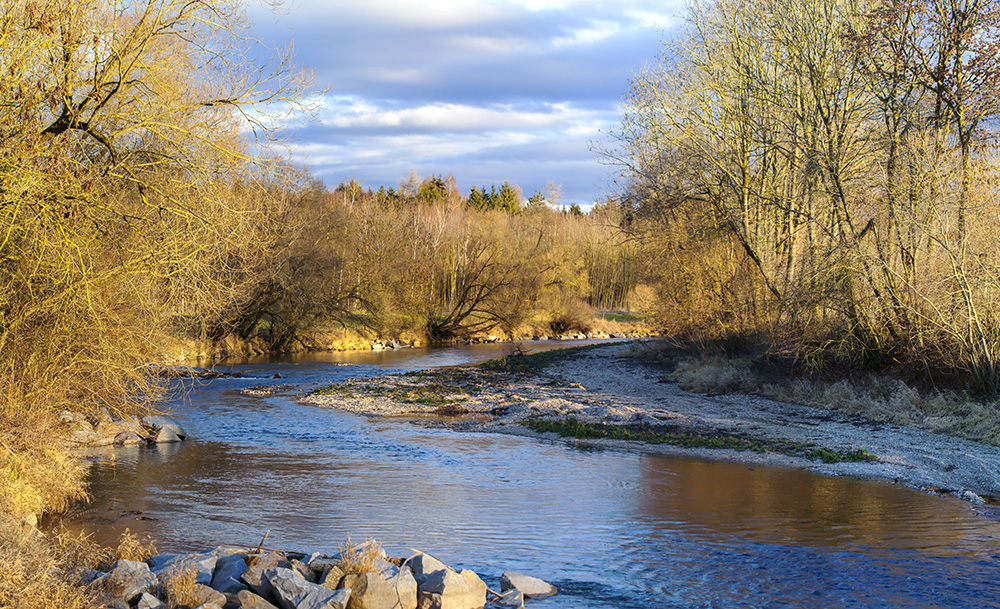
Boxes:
[299,341,1000,504]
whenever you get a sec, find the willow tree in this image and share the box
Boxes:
[0,0,313,463]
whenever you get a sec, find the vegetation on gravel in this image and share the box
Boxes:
[524,417,877,464]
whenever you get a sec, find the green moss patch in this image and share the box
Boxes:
[523,417,877,464]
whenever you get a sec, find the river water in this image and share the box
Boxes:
[66,342,1000,608]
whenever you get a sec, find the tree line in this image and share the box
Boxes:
[200,174,644,354]
[600,0,1000,393]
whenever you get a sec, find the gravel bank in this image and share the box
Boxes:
[299,342,1000,504]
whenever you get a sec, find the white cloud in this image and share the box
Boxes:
[626,9,679,30]
[318,97,601,132]
[552,21,622,47]
[245,0,687,203]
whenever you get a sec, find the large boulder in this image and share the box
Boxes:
[238,590,282,609]
[136,592,165,609]
[104,560,159,604]
[210,553,248,593]
[142,415,188,439]
[338,567,417,609]
[153,426,183,443]
[408,554,449,587]
[150,552,217,586]
[191,583,227,607]
[498,572,557,599]
[241,552,292,597]
[415,569,486,609]
[262,567,351,609]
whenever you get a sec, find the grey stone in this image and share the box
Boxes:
[142,415,188,439]
[151,552,217,586]
[241,553,291,597]
[74,567,106,585]
[104,416,146,440]
[136,592,165,609]
[415,569,486,609]
[147,553,178,570]
[291,558,317,583]
[492,589,523,609]
[106,559,159,604]
[408,554,449,587]
[67,428,104,445]
[320,566,345,590]
[306,553,340,573]
[192,583,227,607]
[263,568,350,609]
[238,590,281,609]
[210,554,248,593]
[192,604,222,609]
[154,426,183,443]
[59,411,87,425]
[339,569,416,609]
[115,431,145,446]
[301,586,351,609]
[499,572,557,599]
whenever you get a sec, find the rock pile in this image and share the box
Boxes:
[61,411,188,447]
[89,544,557,609]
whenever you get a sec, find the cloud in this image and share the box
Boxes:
[318,97,602,133]
[248,0,687,204]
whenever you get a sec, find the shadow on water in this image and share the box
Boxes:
[59,341,1000,608]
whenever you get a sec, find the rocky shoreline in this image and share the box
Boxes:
[300,341,1000,505]
[61,411,189,448]
[89,541,556,609]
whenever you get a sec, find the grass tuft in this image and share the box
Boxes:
[162,561,198,608]
[112,529,157,564]
[337,536,383,576]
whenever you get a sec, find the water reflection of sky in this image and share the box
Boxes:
[64,343,1000,608]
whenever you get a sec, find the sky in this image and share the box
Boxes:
[248,0,687,206]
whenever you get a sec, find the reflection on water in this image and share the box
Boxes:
[63,342,1000,608]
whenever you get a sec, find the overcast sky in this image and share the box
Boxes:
[248,0,686,206]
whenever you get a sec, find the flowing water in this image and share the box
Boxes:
[64,341,1000,608]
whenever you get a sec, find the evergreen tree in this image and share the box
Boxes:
[466,185,489,212]
[494,181,522,214]
[417,174,448,204]
[526,190,547,212]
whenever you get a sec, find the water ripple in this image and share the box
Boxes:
[63,345,1000,608]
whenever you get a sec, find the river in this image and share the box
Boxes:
[64,341,1000,608]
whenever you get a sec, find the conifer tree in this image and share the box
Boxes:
[466,186,489,211]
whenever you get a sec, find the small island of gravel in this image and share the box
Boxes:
[299,341,1000,505]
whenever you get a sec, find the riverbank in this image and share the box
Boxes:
[301,340,1000,504]
[167,317,657,362]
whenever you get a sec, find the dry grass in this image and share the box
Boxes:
[112,529,157,564]
[337,536,383,576]
[0,415,89,519]
[0,517,100,609]
[669,353,1000,445]
[162,561,199,608]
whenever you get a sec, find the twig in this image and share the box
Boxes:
[253,530,270,555]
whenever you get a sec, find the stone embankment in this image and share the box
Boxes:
[60,411,188,447]
[89,542,557,609]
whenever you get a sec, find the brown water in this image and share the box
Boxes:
[64,341,1000,608]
